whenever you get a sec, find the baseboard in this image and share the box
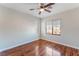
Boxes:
[0,38,39,52]
[41,39,79,50]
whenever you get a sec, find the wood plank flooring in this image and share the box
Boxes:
[0,39,79,56]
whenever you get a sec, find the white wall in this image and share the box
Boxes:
[41,7,79,49]
[0,5,39,51]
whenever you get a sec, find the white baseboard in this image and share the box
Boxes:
[0,38,39,52]
[42,39,79,49]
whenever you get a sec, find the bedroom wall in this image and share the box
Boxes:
[41,7,79,49]
[0,5,39,51]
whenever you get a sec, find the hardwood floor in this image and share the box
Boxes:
[0,39,79,56]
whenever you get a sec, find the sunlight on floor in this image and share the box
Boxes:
[45,47,61,56]
[35,46,39,56]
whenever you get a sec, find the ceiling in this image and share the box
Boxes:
[0,3,79,18]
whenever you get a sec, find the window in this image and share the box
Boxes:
[46,19,61,35]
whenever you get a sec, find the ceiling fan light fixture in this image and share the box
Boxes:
[40,8,44,12]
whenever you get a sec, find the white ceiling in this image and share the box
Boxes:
[0,3,79,18]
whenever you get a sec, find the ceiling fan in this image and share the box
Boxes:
[29,3,55,15]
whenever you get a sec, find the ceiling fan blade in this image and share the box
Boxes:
[44,9,51,13]
[47,6,52,9]
[29,9,35,10]
[44,3,55,8]
[39,11,41,15]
